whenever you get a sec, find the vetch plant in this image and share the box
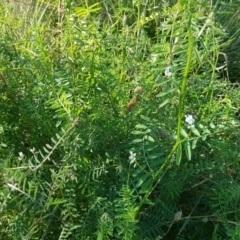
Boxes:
[1,0,240,239]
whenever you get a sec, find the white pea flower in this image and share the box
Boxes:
[30,147,36,154]
[18,152,25,160]
[202,217,208,223]
[129,151,137,167]
[174,210,182,221]
[67,169,73,177]
[185,114,195,128]
[165,66,172,77]
[129,151,136,161]
[150,53,158,63]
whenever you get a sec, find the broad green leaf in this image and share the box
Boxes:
[176,144,182,166]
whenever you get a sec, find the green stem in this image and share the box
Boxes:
[177,15,193,142]
[134,7,194,221]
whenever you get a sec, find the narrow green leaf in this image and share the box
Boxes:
[191,128,201,137]
[210,122,215,129]
[132,168,144,178]
[43,146,49,153]
[34,155,41,163]
[51,137,57,144]
[139,177,152,194]
[34,185,38,200]
[147,152,164,160]
[136,124,148,129]
[178,217,191,235]
[141,115,152,122]
[209,25,226,35]
[192,139,198,149]
[153,78,171,87]
[203,129,211,134]
[149,157,165,167]
[145,135,155,142]
[202,135,207,141]
[176,144,182,166]
[39,150,45,159]
[1,142,7,147]
[179,0,187,6]
[131,130,146,135]
[46,144,53,149]
[56,133,61,140]
[143,198,154,206]
[156,88,175,98]
[22,177,27,192]
[136,173,151,188]
[185,141,191,161]
[131,139,143,144]
[159,99,170,108]
[181,128,188,138]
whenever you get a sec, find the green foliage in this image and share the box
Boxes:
[1,0,240,239]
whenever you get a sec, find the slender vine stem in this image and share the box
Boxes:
[134,2,194,220]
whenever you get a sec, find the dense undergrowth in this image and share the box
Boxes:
[1,0,240,239]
